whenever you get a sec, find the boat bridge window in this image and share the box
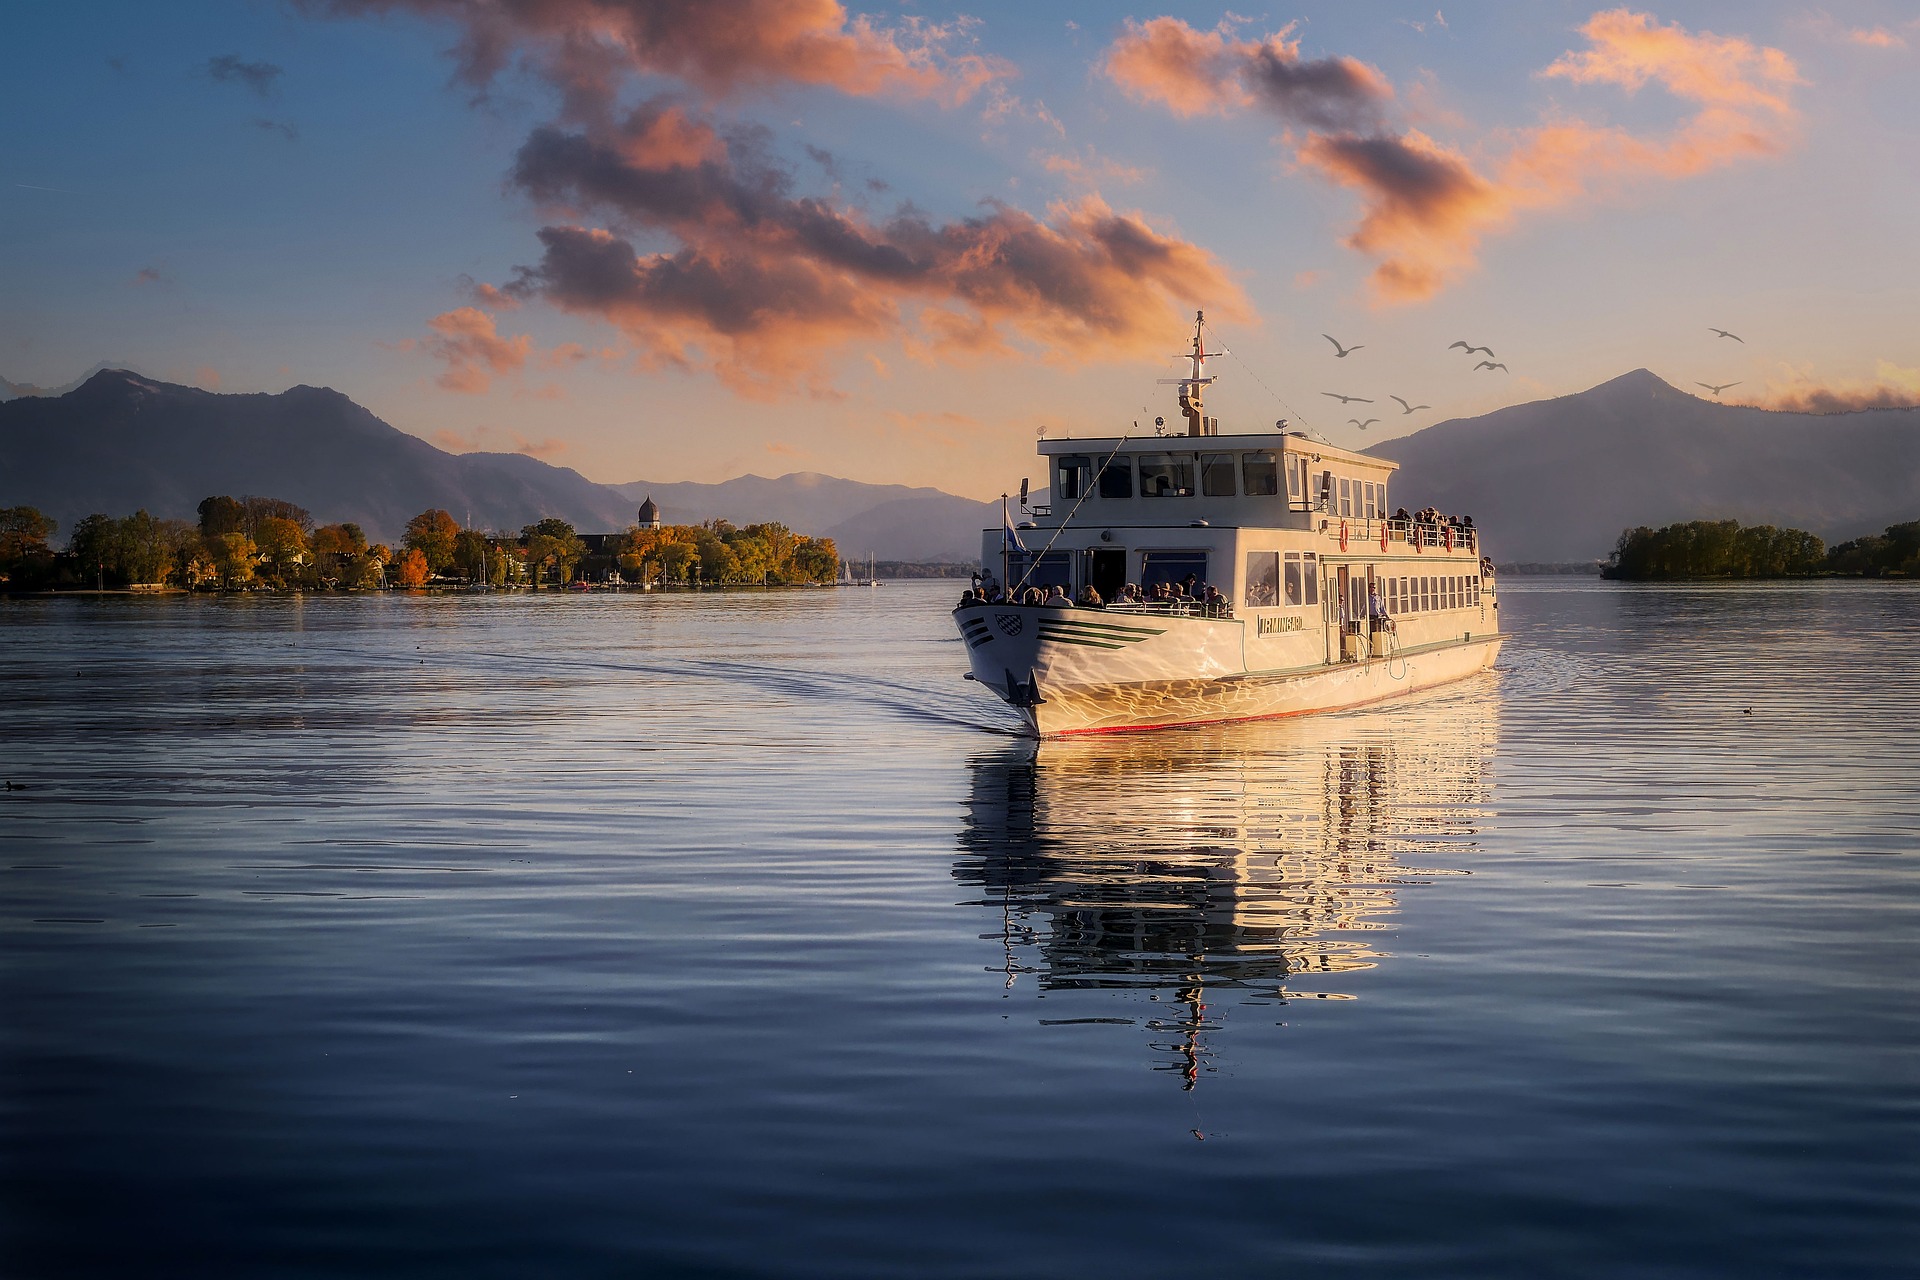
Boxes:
[1141,550,1209,590]
[1244,552,1279,607]
[1318,471,1333,512]
[1201,453,1236,497]
[1338,478,1352,517]
[1056,456,1092,501]
[1009,551,1073,593]
[1139,453,1194,498]
[1288,551,1319,606]
[1245,451,1280,498]
[1097,457,1133,498]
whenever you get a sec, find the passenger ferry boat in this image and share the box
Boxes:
[954,312,1505,736]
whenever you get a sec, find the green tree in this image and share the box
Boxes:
[520,518,586,584]
[198,495,247,536]
[0,506,58,585]
[404,509,461,573]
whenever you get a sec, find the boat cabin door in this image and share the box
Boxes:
[1086,548,1127,603]
[1332,564,1351,662]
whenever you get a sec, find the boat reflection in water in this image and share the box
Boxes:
[955,680,1498,1089]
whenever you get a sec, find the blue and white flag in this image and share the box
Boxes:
[1002,510,1027,554]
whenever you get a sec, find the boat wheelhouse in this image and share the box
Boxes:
[954,312,1504,736]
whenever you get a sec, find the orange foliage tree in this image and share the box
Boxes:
[393,547,431,587]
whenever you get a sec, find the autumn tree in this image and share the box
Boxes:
[254,516,310,585]
[198,495,247,537]
[312,523,368,587]
[393,547,431,587]
[404,509,461,573]
[211,533,260,587]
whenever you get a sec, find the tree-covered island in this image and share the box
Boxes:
[0,497,841,591]
[1604,518,1920,580]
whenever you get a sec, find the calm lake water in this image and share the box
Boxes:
[3,580,1916,1278]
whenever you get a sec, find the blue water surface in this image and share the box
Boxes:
[2,580,1915,1278]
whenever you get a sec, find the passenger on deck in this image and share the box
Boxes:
[1043,585,1071,607]
[1203,585,1230,618]
[1022,586,1045,605]
[956,588,979,609]
[1367,584,1393,632]
[1076,585,1105,608]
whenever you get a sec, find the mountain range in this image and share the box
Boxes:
[1365,369,1919,561]
[1,366,1914,564]
[0,370,994,558]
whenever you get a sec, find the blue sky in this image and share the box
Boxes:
[5,1,1916,495]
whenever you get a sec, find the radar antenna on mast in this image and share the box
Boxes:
[1155,310,1225,436]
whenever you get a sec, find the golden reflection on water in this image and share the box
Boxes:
[956,679,1500,1088]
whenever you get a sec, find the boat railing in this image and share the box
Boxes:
[1336,517,1478,552]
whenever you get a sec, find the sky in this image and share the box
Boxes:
[5,1,1918,498]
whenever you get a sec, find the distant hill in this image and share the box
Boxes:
[0,361,145,402]
[1366,370,1920,561]
[0,370,997,558]
[611,474,995,562]
[0,370,639,542]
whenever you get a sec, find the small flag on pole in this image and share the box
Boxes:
[1002,509,1027,554]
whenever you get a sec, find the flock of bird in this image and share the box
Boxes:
[1311,325,1749,431]
[1318,333,1506,431]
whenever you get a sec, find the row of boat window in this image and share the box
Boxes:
[1384,573,1481,615]
[1055,452,1388,517]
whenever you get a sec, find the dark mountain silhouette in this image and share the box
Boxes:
[0,370,997,556]
[0,361,146,402]
[1367,370,1920,561]
[0,370,640,542]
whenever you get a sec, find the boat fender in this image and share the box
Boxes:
[1339,521,1349,552]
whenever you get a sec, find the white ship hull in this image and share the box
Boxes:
[958,603,1503,736]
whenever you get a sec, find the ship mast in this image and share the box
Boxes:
[1159,310,1221,436]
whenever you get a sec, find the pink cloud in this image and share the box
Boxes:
[1108,9,1802,303]
[418,306,532,393]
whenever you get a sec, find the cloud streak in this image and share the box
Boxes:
[1107,9,1803,303]
[406,306,533,393]
[493,97,1246,396]
[1746,362,1920,413]
[310,0,1007,109]
[206,54,284,97]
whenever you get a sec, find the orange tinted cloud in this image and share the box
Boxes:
[419,306,532,393]
[315,0,1007,108]
[498,98,1248,396]
[1103,16,1392,129]
[513,435,568,459]
[1111,10,1802,303]
[1746,363,1920,413]
[1845,28,1905,50]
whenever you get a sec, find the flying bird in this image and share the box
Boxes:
[1709,328,1744,343]
[1322,391,1373,404]
[1390,395,1430,414]
[1322,334,1363,358]
[1475,361,1509,372]
[1695,381,1741,397]
[1348,418,1380,430]
[1449,341,1495,358]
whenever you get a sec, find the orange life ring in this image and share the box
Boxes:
[1380,523,1389,551]
[1339,521,1349,552]
[1444,526,1455,551]
[1414,529,1424,554]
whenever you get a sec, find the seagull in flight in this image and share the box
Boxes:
[1449,341,1496,358]
[1322,391,1373,404]
[1323,334,1363,358]
[1390,395,1430,414]
[1709,328,1744,343]
[1475,361,1509,372]
[1348,418,1380,430]
[1695,381,1741,397]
